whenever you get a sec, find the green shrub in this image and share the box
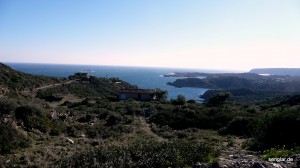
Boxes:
[250,109,300,149]
[49,121,66,136]
[150,88,168,101]
[187,99,196,104]
[77,114,94,123]
[0,124,30,154]
[261,147,300,160]
[219,117,253,137]
[105,113,123,126]
[0,98,18,115]
[15,105,51,133]
[54,140,219,167]
[171,94,186,105]
[204,92,231,107]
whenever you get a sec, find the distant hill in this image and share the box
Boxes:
[0,62,60,92]
[167,76,253,89]
[167,72,300,103]
[250,68,300,76]
[0,62,137,100]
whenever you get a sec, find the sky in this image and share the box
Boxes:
[0,0,300,71]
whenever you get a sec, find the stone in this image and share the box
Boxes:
[252,162,265,168]
[271,163,283,168]
[194,162,202,168]
[66,137,74,144]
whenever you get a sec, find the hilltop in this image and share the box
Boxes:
[0,63,61,93]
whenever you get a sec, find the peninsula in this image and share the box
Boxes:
[165,72,300,103]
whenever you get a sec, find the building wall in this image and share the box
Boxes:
[118,93,139,100]
[140,93,152,101]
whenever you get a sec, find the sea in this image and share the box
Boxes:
[6,63,230,101]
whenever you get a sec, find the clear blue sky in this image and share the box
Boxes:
[1,0,299,70]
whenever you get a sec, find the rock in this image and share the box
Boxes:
[220,165,228,168]
[66,137,74,144]
[32,128,43,135]
[209,162,220,168]
[194,162,202,168]
[295,154,300,168]
[271,163,283,168]
[228,154,239,159]
[50,111,58,119]
[252,162,265,168]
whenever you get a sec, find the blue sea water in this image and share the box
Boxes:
[6,63,226,101]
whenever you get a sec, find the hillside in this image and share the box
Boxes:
[0,63,300,167]
[165,72,278,90]
[0,63,61,92]
[167,72,300,103]
[250,68,300,76]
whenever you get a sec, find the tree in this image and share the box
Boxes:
[177,94,186,105]
[152,89,168,101]
[204,92,231,107]
[171,94,186,105]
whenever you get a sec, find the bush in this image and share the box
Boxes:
[77,114,94,123]
[105,113,123,126]
[204,92,230,107]
[150,110,199,130]
[0,98,18,115]
[151,89,168,101]
[15,106,51,133]
[49,121,66,136]
[171,94,186,105]
[0,124,30,154]
[250,109,300,149]
[219,117,253,137]
[49,127,62,136]
[54,140,219,167]
[187,99,196,104]
[261,147,300,161]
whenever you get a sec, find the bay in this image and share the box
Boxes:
[6,63,225,101]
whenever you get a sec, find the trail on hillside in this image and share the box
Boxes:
[35,80,75,91]
[137,117,166,142]
[22,80,75,94]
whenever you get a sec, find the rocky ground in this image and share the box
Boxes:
[196,137,300,168]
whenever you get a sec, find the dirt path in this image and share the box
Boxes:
[35,80,75,91]
[22,80,75,95]
[137,117,166,142]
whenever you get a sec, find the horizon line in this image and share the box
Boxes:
[3,61,248,73]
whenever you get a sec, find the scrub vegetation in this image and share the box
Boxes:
[0,63,299,167]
